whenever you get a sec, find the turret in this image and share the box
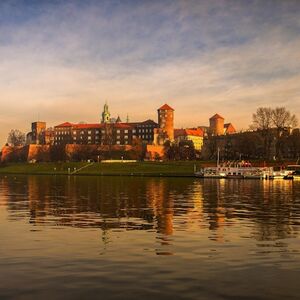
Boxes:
[101,102,111,123]
[209,114,224,136]
[157,104,174,141]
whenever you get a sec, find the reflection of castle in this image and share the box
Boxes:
[0,176,298,247]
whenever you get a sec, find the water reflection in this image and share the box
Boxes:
[1,176,300,244]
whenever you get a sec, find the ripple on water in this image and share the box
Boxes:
[1,176,300,299]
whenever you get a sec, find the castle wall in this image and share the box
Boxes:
[1,146,28,162]
[145,145,165,160]
[28,145,51,162]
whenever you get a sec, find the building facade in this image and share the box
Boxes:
[52,103,159,147]
[174,128,204,151]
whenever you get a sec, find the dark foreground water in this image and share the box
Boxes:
[1,176,300,300]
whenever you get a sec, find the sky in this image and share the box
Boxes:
[0,0,300,145]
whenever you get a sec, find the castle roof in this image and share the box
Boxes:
[141,119,158,125]
[128,119,158,126]
[72,123,103,129]
[185,128,204,137]
[55,122,73,128]
[114,123,133,129]
[174,128,203,138]
[224,123,236,134]
[209,113,224,120]
[158,104,174,111]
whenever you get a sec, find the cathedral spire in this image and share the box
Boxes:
[101,102,111,123]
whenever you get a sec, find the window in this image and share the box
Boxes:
[88,131,92,134]
[124,130,128,133]
[116,141,120,145]
[88,136,91,140]
[96,130,99,134]
[73,131,76,135]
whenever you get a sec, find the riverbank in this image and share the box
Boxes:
[0,161,202,177]
[0,160,297,177]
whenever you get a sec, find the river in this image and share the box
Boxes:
[1,175,300,299]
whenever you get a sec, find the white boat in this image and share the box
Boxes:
[195,148,270,179]
[282,165,300,180]
[195,163,269,179]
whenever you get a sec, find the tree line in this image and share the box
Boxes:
[204,107,299,161]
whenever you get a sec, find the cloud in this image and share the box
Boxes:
[0,0,300,144]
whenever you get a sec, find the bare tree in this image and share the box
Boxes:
[7,129,26,146]
[251,107,298,160]
[252,107,273,130]
[251,107,274,159]
[271,107,297,130]
[271,107,298,159]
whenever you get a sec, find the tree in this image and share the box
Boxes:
[178,140,196,160]
[7,129,25,146]
[271,107,298,129]
[251,107,274,159]
[287,129,300,159]
[252,107,273,131]
[271,107,298,159]
[251,106,298,160]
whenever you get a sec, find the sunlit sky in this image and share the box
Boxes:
[0,0,300,145]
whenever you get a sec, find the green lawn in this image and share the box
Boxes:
[0,161,202,177]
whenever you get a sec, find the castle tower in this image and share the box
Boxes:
[101,102,111,123]
[158,104,174,141]
[31,121,46,144]
[209,114,224,136]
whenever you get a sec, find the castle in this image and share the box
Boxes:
[4,103,236,162]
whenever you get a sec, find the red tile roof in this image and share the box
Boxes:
[55,122,74,128]
[185,128,204,137]
[224,123,236,134]
[72,123,103,129]
[209,113,224,120]
[158,104,174,111]
[114,123,133,129]
[174,128,203,138]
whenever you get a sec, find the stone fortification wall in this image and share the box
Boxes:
[1,145,29,162]
[1,144,143,162]
[145,145,165,160]
[28,145,51,162]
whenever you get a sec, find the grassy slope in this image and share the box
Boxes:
[0,161,201,176]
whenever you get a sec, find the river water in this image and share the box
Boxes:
[0,175,300,300]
